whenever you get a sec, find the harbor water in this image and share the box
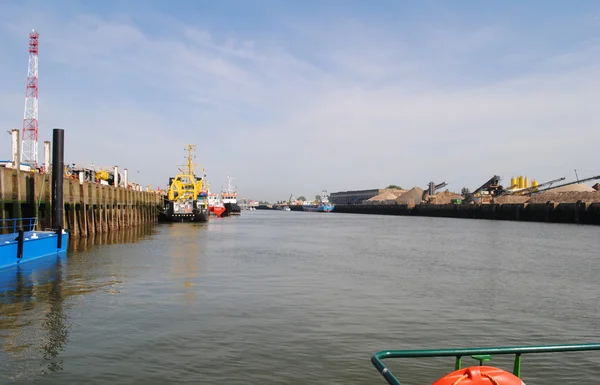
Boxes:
[1,211,599,384]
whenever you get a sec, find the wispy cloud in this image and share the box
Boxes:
[1,2,599,199]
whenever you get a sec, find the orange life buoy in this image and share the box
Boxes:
[432,366,525,385]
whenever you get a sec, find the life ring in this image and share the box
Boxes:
[432,366,525,385]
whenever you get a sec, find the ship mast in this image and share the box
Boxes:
[224,175,236,193]
[185,144,196,176]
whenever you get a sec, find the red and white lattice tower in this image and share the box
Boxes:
[21,29,40,168]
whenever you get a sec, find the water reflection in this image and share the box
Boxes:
[3,214,598,384]
[0,225,159,376]
[68,224,158,252]
[0,254,68,372]
[39,258,69,373]
[165,223,207,305]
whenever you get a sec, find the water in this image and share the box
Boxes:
[1,211,599,384]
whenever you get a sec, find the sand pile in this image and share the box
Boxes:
[494,195,530,204]
[396,187,424,205]
[546,183,595,193]
[428,191,463,205]
[528,191,600,204]
[385,188,407,197]
[365,191,397,205]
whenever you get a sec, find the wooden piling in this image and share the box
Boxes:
[79,182,88,237]
[102,186,108,233]
[88,185,96,235]
[12,170,22,221]
[0,167,163,237]
[44,173,52,229]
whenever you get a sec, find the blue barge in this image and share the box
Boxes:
[0,218,68,271]
[0,128,69,271]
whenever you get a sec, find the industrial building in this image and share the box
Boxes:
[330,189,398,205]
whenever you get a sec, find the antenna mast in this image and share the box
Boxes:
[181,144,205,179]
[22,29,40,168]
[224,175,235,193]
[184,144,196,176]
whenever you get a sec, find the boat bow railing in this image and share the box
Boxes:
[371,343,600,385]
[0,217,38,234]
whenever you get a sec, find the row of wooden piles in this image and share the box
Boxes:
[0,167,164,237]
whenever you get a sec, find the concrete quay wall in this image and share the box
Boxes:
[0,167,163,237]
[334,202,600,225]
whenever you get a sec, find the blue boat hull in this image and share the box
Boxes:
[303,204,335,212]
[0,252,67,296]
[0,230,69,271]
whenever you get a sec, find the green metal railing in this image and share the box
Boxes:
[371,343,600,385]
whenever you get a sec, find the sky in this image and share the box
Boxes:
[1,1,600,201]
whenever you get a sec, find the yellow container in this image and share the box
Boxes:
[524,177,530,189]
[96,170,109,180]
[510,177,517,189]
[518,176,525,189]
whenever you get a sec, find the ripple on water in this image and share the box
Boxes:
[1,213,599,384]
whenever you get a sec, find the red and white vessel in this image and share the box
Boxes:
[208,191,226,217]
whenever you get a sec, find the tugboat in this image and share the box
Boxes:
[221,175,241,216]
[207,186,226,217]
[158,144,209,223]
[207,191,220,214]
[302,190,335,212]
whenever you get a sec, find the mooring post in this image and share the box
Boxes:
[16,229,24,259]
[113,166,118,187]
[44,141,51,174]
[0,168,5,230]
[124,168,128,189]
[56,226,62,249]
[11,129,19,167]
[11,129,22,225]
[51,128,64,231]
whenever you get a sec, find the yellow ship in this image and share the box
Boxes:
[158,144,209,222]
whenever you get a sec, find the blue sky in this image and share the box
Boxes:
[1,1,600,200]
